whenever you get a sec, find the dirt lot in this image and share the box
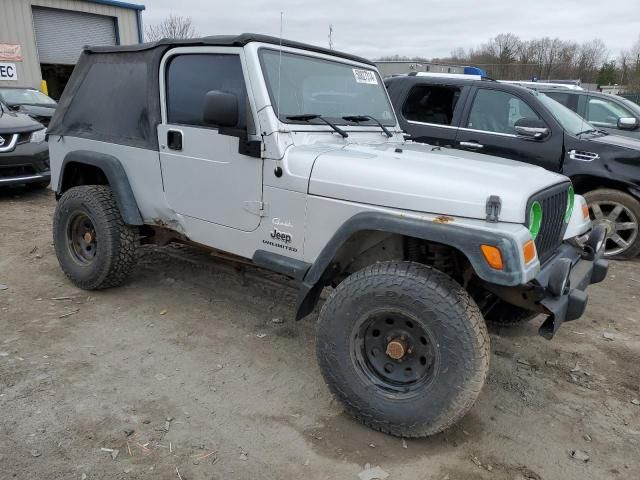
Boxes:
[1,187,639,480]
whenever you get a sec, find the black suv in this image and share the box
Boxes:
[386,74,640,259]
[539,88,640,140]
[0,102,50,188]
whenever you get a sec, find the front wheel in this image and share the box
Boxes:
[316,261,490,438]
[584,188,640,259]
[53,185,138,290]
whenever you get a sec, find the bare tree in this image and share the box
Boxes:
[145,14,198,42]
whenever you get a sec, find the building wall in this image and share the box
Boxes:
[0,0,140,89]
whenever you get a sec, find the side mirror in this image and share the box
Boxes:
[202,90,238,128]
[515,118,550,140]
[618,117,639,131]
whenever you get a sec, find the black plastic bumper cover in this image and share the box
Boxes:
[537,225,608,339]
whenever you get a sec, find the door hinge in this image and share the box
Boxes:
[243,200,268,217]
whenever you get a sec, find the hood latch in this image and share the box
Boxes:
[486,195,502,223]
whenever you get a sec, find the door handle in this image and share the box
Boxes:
[459,141,484,150]
[167,130,183,151]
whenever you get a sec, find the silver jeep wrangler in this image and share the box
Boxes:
[47,34,608,438]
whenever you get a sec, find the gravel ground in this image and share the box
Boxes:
[1,187,639,480]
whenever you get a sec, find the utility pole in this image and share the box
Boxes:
[328,24,333,50]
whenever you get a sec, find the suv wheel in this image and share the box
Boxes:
[316,261,489,437]
[585,189,640,259]
[53,185,138,290]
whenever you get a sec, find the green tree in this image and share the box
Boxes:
[597,60,617,85]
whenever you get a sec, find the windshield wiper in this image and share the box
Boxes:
[342,115,392,138]
[285,114,348,138]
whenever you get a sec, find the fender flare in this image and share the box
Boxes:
[295,211,523,320]
[59,150,144,226]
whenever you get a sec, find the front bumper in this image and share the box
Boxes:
[487,224,608,339]
[0,141,50,187]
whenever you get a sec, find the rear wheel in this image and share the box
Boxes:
[316,261,489,437]
[584,189,640,259]
[53,185,138,290]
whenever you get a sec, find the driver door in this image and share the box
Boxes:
[158,48,262,232]
[456,87,563,172]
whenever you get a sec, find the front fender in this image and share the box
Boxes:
[295,211,529,319]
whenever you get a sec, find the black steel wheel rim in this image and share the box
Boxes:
[67,211,98,264]
[351,309,438,396]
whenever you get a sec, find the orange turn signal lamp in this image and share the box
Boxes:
[480,245,503,270]
[582,204,590,219]
[481,240,537,270]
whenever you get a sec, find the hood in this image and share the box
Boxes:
[15,104,56,117]
[0,107,43,134]
[308,142,568,223]
[589,133,640,151]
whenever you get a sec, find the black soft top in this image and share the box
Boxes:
[48,33,374,151]
[85,33,374,65]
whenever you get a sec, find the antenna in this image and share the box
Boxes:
[328,24,333,50]
[277,11,283,124]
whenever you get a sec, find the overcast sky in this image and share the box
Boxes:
[142,0,640,60]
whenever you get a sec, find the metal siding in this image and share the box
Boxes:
[0,0,141,89]
[0,0,42,88]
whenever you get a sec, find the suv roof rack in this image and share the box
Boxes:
[498,80,584,91]
[406,72,494,81]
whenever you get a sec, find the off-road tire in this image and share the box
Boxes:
[584,188,640,260]
[316,261,490,437]
[484,300,538,327]
[53,185,138,290]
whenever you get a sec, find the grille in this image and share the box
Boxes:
[528,183,569,264]
[0,165,37,178]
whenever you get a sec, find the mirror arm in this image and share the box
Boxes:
[218,127,262,158]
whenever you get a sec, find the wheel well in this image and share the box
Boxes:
[327,231,472,287]
[60,162,109,193]
[571,174,631,196]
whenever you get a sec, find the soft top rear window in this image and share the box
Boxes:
[61,62,149,145]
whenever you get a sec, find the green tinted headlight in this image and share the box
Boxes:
[529,201,542,240]
[565,185,575,223]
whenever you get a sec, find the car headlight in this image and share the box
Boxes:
[529,201,543,240]
[565,185,575,223]
[30,129,46,144]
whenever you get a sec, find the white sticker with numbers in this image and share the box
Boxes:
[352,68,378,85]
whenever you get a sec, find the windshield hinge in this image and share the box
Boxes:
[243,200,268,217]
[486,195,501,223]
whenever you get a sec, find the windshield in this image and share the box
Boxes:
[0,88,56,106]
[259,49,396,126]
[535,90,595,135]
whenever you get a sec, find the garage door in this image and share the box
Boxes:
[32,7,117,65]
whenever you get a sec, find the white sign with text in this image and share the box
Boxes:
[0,63,18,81]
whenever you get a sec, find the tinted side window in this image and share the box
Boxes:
[586,97,632,127]
[166,54,247,128]
[402,85,461,126]
[467,89,540,135]
[544,91,579,112]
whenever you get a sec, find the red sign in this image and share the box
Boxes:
[0,44,22,62]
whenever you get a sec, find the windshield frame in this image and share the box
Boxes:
[0,88,57,106]
[257,47,398,128]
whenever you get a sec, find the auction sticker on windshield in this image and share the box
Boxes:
[353,68,378,85]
